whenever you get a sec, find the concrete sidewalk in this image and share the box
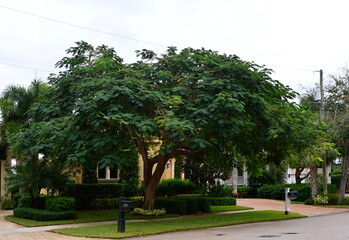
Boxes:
[1,199,349,239]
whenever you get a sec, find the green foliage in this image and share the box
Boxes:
[313,195,329,205]
[18,196,34,208]
[154,198,187,214]
[205,197,236,206]
[248,170,276,188]
[13,207,76,221]
[156,179,197,197]
[62,184,124,209]
[90,198,119,210]
[132,208,166,216]
[208,184,232,197]
[343,197,349,205]
[0,198,17,210]
[331,174,341,188]
[127,196,144,208]
[304,199,314,205]
[45,197,75,212]
[327,193,339,205]
[237,186,255,197]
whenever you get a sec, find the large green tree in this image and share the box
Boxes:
[11,42,306,209]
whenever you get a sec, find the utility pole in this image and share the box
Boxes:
[319,69,328,195]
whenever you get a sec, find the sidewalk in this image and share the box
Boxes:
[1,199,349,239]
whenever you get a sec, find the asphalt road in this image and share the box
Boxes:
[126,212,349,240]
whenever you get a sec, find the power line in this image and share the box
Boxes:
[0,5,168,48]
[0,62,53,73]
[267,65,315,72]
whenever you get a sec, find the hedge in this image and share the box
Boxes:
[257,183,338,201]
[45,197,75,212]
[156,179,197,197]
[90,198,119,210]
[62,184,124,209]
[205,197,236,206]
[155,198,187,214]
[14,208,76,221]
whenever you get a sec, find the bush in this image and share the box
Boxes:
[18,197,34,208]
[174,196,211,213]
[127,196,144,208]
[237,186,253,197]
[1,198,17,210]
[313,195,328,205]
[327,193,339,205]
[90,198,119,210]
[304,198,314,205]
[156,179,197,197]
[154,198,187,214]
[132,208,166,216]
[343,197,349,205]
[206,197,236,206]
[14,207,76,221]
[208,184,232,197]
[62,183,124,209]
[331,174,341,188]
[45,197,75,212]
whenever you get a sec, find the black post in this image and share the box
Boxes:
[118,197,125,233]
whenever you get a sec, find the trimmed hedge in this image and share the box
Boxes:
[127,196,144,208]
[62,184,124,209]
[155,198,187,214]
[14,207,76,221]
[156,179,197,197]
[205,197,236,206]
[90,198,119,210]
[257,183,338,201]
[45,197,75,212]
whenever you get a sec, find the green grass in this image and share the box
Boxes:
[52,210,305,238]
[210,205,253,212]
[5,209,179,227]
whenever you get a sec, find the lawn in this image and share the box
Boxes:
[210,205,253,212]
[52,210,305,239]
[5,209,179,227]
[6,205,252,227]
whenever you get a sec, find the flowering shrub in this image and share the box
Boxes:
[313,195,328,205]
[132,208,166,216]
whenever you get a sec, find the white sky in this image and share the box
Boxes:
[1,0,349,96]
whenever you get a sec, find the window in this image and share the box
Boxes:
[97,165,118,181]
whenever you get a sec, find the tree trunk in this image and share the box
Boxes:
[309,163,318,198]
[339,155,349,204]
[143,157,167,210]
[295,166,310,184]
[322,156,328,196]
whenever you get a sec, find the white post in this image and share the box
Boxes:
[285,188,290,215]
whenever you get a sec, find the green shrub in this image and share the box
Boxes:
[331,174,341,188]
[18,197,34,208]
[208,184,232,197]
[1,198,17,210]
[45,197,75,212]
[154,198,187,214]
[156,179,197,197]
[313,195,328,205]
[327,193,339,205]
[90,198,119,210]
[14,207,76,221]
[304,198,314,205]
[132,208,166,216]
[197,198,211,212]
[174,196,211,213]
[257,184,316,202]
[206,197,236,206]
[62,183,124,209]
[127,196,144,208]
[237,186,254,197]
[343,197,349,205]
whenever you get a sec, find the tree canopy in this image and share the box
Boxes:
[8,41,324,209]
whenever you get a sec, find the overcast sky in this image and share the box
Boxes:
[1,0,349,97]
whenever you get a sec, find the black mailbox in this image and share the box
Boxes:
[288,191,298,200]
[120,200,135,213]
[118,197,135,233]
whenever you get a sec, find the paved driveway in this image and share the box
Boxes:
[1,198,349,240]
